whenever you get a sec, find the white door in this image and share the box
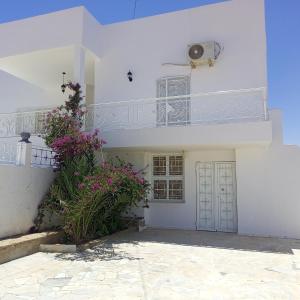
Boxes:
[196,162,237,232]
[156,76,191,126]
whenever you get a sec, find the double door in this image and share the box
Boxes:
[196,162,237,232]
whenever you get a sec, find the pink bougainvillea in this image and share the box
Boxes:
[37,82,150,244]
[77,159,149,202]
[50,129,106,164]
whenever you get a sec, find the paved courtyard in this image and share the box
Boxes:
[1,229,300,300]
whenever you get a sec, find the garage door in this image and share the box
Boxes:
[196,162,237,232]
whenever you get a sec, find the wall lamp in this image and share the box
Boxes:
[127,70,133,82]
[61,72,67,93]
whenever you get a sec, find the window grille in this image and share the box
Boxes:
[152,154,184,202]
[156,76,191,126]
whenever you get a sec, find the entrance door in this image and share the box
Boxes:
[196,162,237,232]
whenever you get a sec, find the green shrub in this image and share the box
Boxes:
[36,83,149,244]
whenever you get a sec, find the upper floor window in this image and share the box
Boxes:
[156,76,191,127]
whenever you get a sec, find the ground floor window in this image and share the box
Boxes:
[151,154,184,202]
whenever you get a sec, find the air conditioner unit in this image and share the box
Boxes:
[188,41,222,68]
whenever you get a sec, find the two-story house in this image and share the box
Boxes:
[0,0,300,238]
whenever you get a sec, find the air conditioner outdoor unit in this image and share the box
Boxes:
[188,41,222,68]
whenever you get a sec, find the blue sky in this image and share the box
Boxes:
[0,0,299,145]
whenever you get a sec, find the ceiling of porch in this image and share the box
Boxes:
[0,46,97,91]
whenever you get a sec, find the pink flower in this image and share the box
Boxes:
[78,183,85,190]
[107,178,113,185]
[91,182,101,191]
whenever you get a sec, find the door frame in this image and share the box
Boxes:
[195,161,238,232]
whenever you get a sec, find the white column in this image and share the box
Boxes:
[73,46,86,103]
[143,205,150,227]
[16,142,32,168]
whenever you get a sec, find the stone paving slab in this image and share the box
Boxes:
[0,229,300,299]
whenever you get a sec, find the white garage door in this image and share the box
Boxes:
[196,162,237,232]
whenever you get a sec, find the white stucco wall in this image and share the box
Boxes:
[0,7,97,59]
[0,0,267,112]
[0,165,54,239]
[0,70,56,113]
[103,120,272,150]
[236,144,300,239]
[236,110,300,239]
[0,0,267,99]
[95,0,266,102]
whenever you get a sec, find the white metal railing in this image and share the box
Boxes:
[0,139,55,168]
[0,142,17,164]
[0,109,50,138]
[31,145,56,167]
[86,87,268,132]
[0,88,268,138]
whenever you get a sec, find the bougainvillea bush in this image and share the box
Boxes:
[36,83,149,244]
[44,83,85,147]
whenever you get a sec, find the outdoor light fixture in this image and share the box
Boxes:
[127,70,133,82]
[61,72,67,93]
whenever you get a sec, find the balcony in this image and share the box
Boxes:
[0,88,272,149]
[0,109,49,138]
[86,88,272,149]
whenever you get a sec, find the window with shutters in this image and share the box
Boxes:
[156,76,190,127]
[151,154,184,202]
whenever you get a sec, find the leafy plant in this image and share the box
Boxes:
[36,83,149,244]
[43,83,85,147]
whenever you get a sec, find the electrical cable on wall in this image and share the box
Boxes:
[133,0,138,19]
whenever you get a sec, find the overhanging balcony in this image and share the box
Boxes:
[87,88,272,149]
[0,88,272,149]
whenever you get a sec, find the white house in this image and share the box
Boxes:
[0,0,300,239]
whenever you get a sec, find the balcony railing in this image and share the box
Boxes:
[0,138,55,168]
[0,142,17,164]
[0,88,268,138]
[31,146,56,167]
[86,87,268,132]
[0,109,49,138]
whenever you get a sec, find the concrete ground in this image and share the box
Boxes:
[1,229,300,300]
